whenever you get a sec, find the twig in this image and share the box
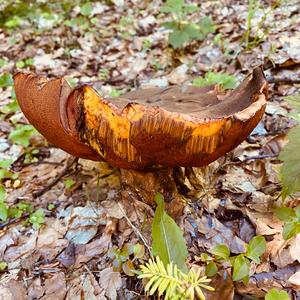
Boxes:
[32,157,78,198]
[117,202,151,254]
[267,77,300,84]
[244,153,278,161]
[0,213,29,230]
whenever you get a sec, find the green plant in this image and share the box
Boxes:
[63,178,76,189]
[193,71,237,90]
[152,193,188,271]
[0,185,44,229]
[0,73,13,88]
[0,185,35,222]
[161,0,215,48]
[99,68,110,81]
[0,262,7,271]
[0,58,8,68]
[279,94,300,199]
[79,2,92,17]
[244,0,281,50]
[274,205,300,240]
[117,15,136,40]
[265,288,290,300]
[208,235,266,282]
[28,208,45,230]
[139,256,213,300]
[108,243,145,276]
[47,203,55,211]
[139,194,213,299]
[109,88,122,98]
[0,159,17,182]
[8,125,38,147]
[15,58,34,68]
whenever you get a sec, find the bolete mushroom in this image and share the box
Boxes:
[14,67,268,217]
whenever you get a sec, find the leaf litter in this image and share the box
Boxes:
[0,0,300,299]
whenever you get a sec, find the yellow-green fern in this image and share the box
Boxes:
[138,256,214,300]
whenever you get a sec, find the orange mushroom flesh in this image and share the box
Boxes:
[14,68,268,216]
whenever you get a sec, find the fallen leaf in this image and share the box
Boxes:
[99,267,122,300]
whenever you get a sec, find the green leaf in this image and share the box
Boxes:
[16,60,25,68]
[0,262,7,271]
[0,73,13,88]
[5,16,22,28]
[48,203,55,210]
[163,21,179,30]
[168,29,189,48]
[109,89,122,98]
[161,0,184,14]
[282,220,300,240]
[0,160,13,169]
[17,202,33,213]
[265,288,291,300]
[274,207,296,221]
[193,71,237,90]
[24,58,34,66]
[0,186,6,202]
[184,23,204,40]
[246,236,266,263]
[132,244,145,259]
[232,255,250,281]
[284,94,300,112]
[29,209,45,230]
[295,205,300,219]
[0,202,8,222]
[198,17,216,35]
[0,59,7,68]
[1,99,20,114]
[64,179,75,189]
[279,125,300,199]
[9,125,38,147]
[8,207,22,219]
[183,4,198,14]
[152,193,188,271]
[205,261,218,277]
[209,244,230,260]
[80,2,92,16]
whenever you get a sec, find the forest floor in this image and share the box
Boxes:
[1,0,300,299]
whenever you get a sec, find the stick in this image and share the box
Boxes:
[117,202,151,254]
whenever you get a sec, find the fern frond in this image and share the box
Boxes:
[138,256,215,300]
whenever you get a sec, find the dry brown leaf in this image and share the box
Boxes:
[75,233,111,266]
[246,210,282,236]
[66,273,104,300]
[40,272,67,300]
[4,231,38,262]
[99,267,122,300]
[0,278,27,300]
[37,219,68,260]
[289,234,300,263]
[288,271,300,286]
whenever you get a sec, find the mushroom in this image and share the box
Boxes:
[14,67,268,217]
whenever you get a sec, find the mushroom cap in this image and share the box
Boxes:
[14,68,268,170]
[13,73,100,160]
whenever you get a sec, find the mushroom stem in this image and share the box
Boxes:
[120,168,184,219]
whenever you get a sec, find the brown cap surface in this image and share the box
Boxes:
[13,73,100,160]
[14,68,268,169]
